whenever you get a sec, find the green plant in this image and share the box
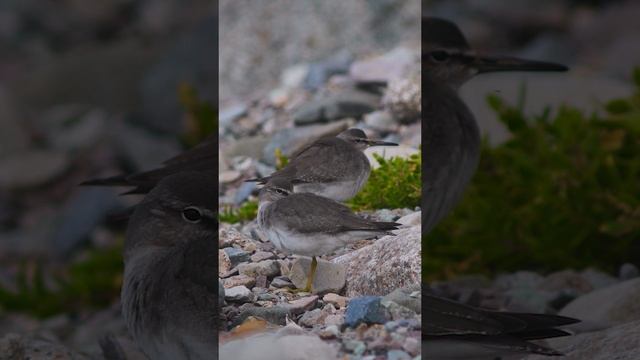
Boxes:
[178,83,217,146]
[0,242,123,318]
[219,200,259,224]
[349,152,422,211]
[423,69,640,280]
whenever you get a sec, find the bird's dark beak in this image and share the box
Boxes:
[470,54,568,74]
[367,140,398,147]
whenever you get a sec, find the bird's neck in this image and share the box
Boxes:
[422,74,481,233]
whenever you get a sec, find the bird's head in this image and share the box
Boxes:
[259,177,293,204]
[124,171,216,260]
[337,128,398,151]
[423,17,568,89]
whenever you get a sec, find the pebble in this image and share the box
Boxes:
[324,314,345,327]
[271,276,294,289]
[223,247,251,267]
[387,349,412,360]
[619,263,639,280]
[289,257,346,294]
[343,340,366,356]
[319,324,340,339]
[224,274,256,289]
[238,260,280,278]
[344,296,388,328]
[225,286,254,303]
[402,337,420,356]
[298,309,325,328]
[288,295,319,314]
[251,251,277,262]
[323,293,348,309]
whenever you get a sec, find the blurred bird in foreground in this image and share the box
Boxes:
[248,128,397,202]
[421,17,577,358]
[120,171,217,360]
[81,136,216,194]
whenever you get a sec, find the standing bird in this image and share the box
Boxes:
[249,128,397,201]
[257,177,399,292]
[82,136,216,194]
[422,17,577,358]
[422,17,568,234]
[121,171,217,360]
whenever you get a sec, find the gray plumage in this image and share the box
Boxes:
[121,171,216,360]
[422,17,575,358]
[257,177,399,257]
[250,128,396,201]
[423,294,579,359]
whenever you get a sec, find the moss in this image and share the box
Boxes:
[219,200,259,224]
[349,152,422,211]
[424,69,640,280]
[0,241,123,318]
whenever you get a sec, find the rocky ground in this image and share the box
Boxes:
[218,36,422,358]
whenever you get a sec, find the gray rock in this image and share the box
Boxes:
[343,339,366,356]
[619,263,639,280]
[383,300,417,321]
[0,333,90,360]
[238,260,281,278]
[344,296,388,328]
[40,105,108,152]
[350,46,417,82]
[289,257,346,295]
[223,247,251,267]
[287,295,318,314]
[304,49,353,90]
[51,187,123,257]
[262,120,350,165]
[387,349,412,360]
[581,268,619,290]
[523,320,640,360]
[382,286,421,314]
[220,333,337,360]
[560,278,640,326]
[333,225,420,297]
[225,135,270,160]
[364,110,396,131]
[271,276,294,289]
[293,89,380,125]
[251,251,277,263]
[225,286,254,303]
[112,121,181,172]
[298,309,325,328]
[234,181,257,205]
[234,305,292,327]
[0,150,69,190]
[224,274,256,289]
[219,103,248,129]
[139,15,217,133]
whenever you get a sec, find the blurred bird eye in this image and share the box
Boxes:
[275,188,288,195]
[182,206,202,223]
[430,51,450,62]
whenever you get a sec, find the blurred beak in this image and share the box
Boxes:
[366,139,398,146]
[469,54,568,74]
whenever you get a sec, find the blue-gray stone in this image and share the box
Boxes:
[344,296,388,328]
[234,181,256,205]
[224,247,251,267]
[387,349,411,360]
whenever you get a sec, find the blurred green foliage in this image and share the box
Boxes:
[424,69,640,280]
[219,200,259,224]
[179,83,217,146]
[0,242,123,318]
[349,152,422,211]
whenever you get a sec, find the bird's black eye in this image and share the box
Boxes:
[182,206,202,223]
[430,51,450,62]
[275,188,288,196]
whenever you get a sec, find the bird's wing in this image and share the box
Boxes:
[272,138,361,184]
[423,294,579,357]
[271,193,389,233]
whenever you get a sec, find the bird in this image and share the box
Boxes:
[120,171,217,360]
[422,17,568,234]
[81,136,216,195]
[257,177,400,292]
[421,17,577,358]
[422,293,580,359]
[248,128,397,202]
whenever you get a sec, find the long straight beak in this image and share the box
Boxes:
[470,54,569,74]
[367,139,398,147]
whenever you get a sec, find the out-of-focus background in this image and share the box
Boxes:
[0,1,216,358]
[218,1,422,359]
[423,1,640,358]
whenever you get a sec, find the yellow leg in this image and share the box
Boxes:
[302,256,318,293]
